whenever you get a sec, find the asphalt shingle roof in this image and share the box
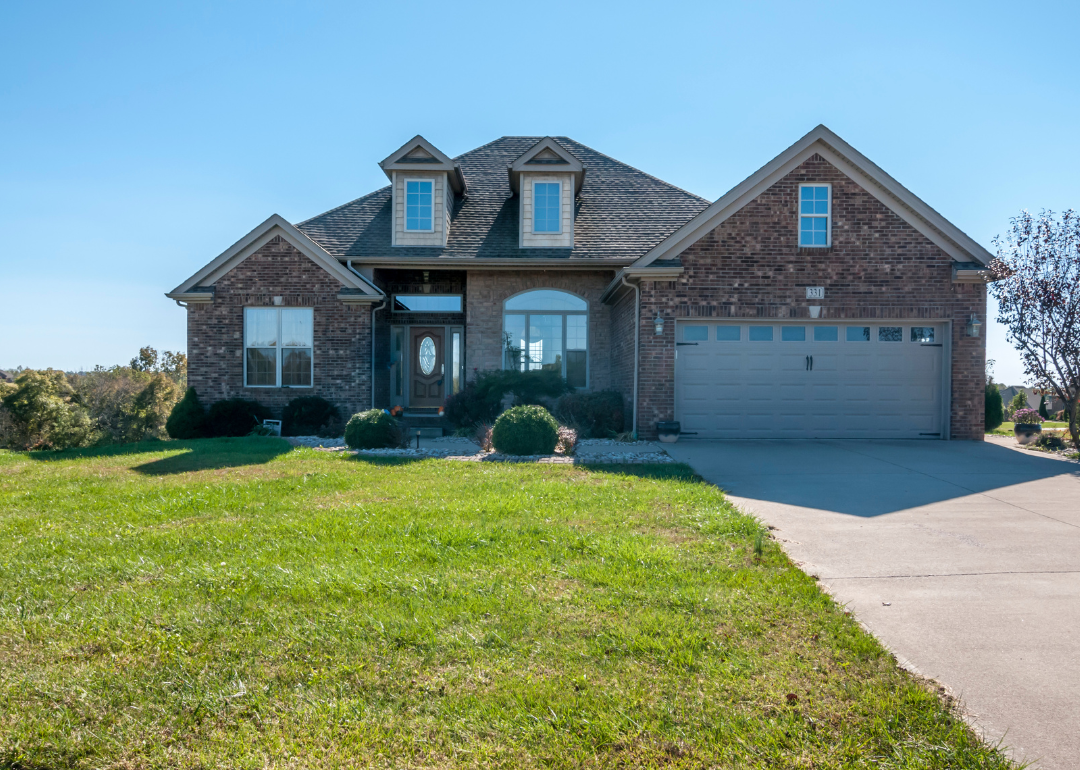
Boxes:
[295,137,709,262]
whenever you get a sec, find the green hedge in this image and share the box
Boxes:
[282,396,340,437]
[444,369,570,428]
[554,390,625,438]
[344,410,401,449]
[206,398,273,437]
[166,388,208,439]
[491,405,558,455]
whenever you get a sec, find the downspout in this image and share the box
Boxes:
[619,275,640,439]
[346,261,387,410]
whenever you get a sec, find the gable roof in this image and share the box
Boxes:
[627,124,994,271]
[166,214,383,302]
[508,137,585,194]
[296,137,710,264]
[379,135,467,195]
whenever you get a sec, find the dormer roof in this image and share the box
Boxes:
[379,135,467,195]
[508,137,585,194]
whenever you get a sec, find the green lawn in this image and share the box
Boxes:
[0,438,1013,769]
[988,420,1070,436]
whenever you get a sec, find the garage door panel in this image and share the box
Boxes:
[676,323,943,439]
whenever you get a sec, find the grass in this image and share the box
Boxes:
[0,438,1015,769]
[987,420,1070,436]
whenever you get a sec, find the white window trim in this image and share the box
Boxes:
[798,182,832,248]
[532,180,563,235]
[243,307,314,389]
[404,178,436,233]
[501,289,588,388]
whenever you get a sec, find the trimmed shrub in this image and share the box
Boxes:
[444,369,572,429]
[166,388,208,439]
[554,390,625,438]
[206,398,273,437]
[282,396,341,437]
[344,409,402,449]
[984,382,1003,432]
[1038,394,1050,420]
[491,405,558,455]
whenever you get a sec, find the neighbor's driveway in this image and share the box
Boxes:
[665,438,1080,770]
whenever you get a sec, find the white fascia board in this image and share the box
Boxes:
[169,214,382,297]
[630,125,994,270]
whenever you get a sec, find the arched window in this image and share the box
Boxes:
[503,290,588,388]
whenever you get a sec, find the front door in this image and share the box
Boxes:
[410,327,445,407]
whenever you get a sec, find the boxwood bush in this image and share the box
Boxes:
[554,389,625,438]
[206,398,273,437]
[344,409,402,449]
[491,405,558,455]
[282,395,340,437]
[165,387,208,439]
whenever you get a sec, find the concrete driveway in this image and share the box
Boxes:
[664,438,1080,770]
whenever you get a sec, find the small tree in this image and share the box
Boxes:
[1038,394,1050,420]
[989,210,1080,448]
[1008,390,1029,418]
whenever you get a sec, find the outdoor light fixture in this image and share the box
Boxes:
[654,315,665,335]
[966,313,982,338]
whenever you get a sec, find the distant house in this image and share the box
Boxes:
[999,386,1064,416]
[168,126,991,439]
[0,370,13,384]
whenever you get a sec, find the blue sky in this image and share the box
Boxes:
[2,0,1077,385]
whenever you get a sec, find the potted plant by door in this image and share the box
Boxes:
[656,421,681,443]
[1012,408,1043,445]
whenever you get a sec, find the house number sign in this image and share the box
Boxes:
[806,287,825,299]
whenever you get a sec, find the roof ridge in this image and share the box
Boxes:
[557,137,710,203]
[452,135,539,162]
[295,185,391,228]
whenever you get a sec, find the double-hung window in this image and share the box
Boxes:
[405,179,433,231]
[503,289,587,388]
[533,182,561,233]
[799,184,830,247]
[244,307,313,387]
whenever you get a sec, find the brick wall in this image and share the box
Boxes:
[634,154,987,440]
[186,236,372,419]
[465,270,616,389]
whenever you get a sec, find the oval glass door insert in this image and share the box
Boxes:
[418,336,436,375]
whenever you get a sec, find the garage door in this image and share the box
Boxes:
[675,322,945,439]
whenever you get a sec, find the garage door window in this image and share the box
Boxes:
[781,326,806,342]
[683,325,708,341]
[749,326,773,342]
[813,326,838,341]
[911,327,935,343]
[847,326,870,342]
[716,326,740,341]
[879,326,903,342]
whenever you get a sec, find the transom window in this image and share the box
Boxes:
[244,307,313,388]
[503,289,587,388]
[405,179,433,231]
[533,182,561,233]
[799,184,831,247]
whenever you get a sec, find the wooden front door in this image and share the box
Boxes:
[410,327,444,407]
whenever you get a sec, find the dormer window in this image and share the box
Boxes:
[799,184,831,247]
[533,182,562,233]
[405,180,434,232]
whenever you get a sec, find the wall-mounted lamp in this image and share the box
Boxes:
[966,313,981,338]
[654,315,665,336]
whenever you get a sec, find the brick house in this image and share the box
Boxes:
[167,126,991,439]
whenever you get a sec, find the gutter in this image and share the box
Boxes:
[619,275,640,439]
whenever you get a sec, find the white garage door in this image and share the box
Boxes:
[675,321,946,439]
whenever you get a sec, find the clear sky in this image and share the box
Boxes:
[2,0,1077,385]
